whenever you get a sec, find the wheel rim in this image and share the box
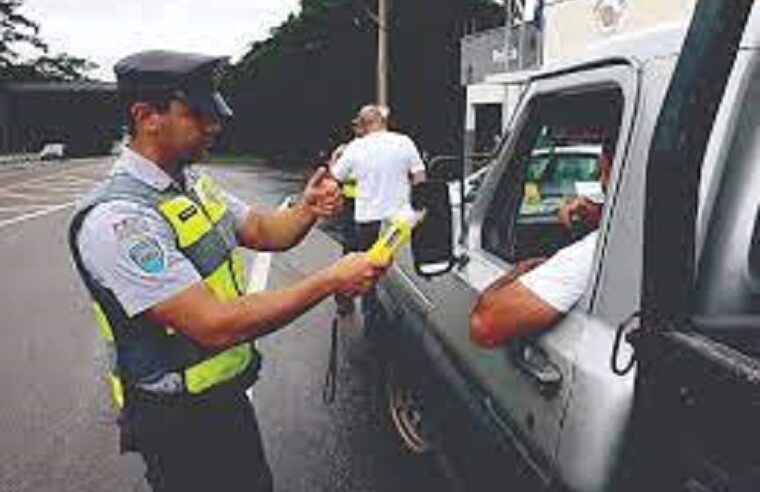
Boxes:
[386,364,429,454]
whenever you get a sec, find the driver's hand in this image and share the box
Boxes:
[558,196,602,231]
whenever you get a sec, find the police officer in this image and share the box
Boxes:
[68,50,386,491]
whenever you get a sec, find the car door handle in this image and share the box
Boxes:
[510,341,563,398]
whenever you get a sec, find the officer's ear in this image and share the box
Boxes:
[130,102,165,136]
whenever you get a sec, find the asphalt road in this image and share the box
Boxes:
[0,156,447,492]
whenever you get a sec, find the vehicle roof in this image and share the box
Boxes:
[486,4,759,86]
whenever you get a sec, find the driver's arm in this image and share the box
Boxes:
[469,231,599,348]
[470,259,559,347]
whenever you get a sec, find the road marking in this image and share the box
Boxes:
[0,163,107,192]
[0,190,51,200]
[245,198,289,404]
[0,204,50,213]
[247,252,272,294]
[246,198,290,294]
[9,181,95,193]
[19,175,98,187]
[0,202,75,230]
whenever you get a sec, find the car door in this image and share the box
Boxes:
[405,63,640,488]
[627,5,760,487]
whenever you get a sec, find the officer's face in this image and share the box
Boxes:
[159,100,221,163]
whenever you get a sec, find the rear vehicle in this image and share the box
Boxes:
[373,2,760,491]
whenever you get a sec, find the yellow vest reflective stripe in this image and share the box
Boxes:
[342,179,358,198]
[92,302,125,408]
[93,295,257,404]
[158,195,212,248]
[153,175,257,396]
[194,174,228,223]
[185,344,253,394]
[78,172,259,408]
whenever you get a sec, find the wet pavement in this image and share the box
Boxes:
[0,155,448,492]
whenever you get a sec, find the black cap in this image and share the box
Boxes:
[114,50,233,120]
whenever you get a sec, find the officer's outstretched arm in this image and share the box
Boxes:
[237,203,317,252]
[237,167,342,251]
[146,253,386,349]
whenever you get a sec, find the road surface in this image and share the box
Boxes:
[0,156,447,492]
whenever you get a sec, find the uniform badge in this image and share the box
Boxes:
[178,204,198,222]
[127,235,167,275]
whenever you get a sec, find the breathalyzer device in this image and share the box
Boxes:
[367,208,424,264]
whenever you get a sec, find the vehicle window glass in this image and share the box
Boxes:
[482,88,623,263]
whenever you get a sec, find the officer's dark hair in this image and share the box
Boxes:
[119,88,173,137]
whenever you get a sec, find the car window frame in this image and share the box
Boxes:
[465,62,640,313]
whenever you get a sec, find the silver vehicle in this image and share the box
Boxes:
[374,2,760,491]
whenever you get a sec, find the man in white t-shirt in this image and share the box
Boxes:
[469,143,613,347]
[331,104,426,327]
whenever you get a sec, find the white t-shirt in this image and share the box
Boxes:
[331,130,425,223]
[518,230,599,313]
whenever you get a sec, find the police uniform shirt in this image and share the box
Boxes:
[76,146,251,316]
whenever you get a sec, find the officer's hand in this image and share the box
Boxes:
[558,195,602,231]
[301,166,343,218]
[329,252,389,297]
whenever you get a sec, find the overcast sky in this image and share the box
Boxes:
[19,0,302,81]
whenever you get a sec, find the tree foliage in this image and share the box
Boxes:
[222,0,503,161]
[1,0,97,81]
[4,53,98,82]
[1,0,46,68]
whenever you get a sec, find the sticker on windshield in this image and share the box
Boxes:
[575,181,605,205]
[126,235,167,275]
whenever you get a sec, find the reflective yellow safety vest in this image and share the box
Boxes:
[342,178,358,199]
[69,172,260,409]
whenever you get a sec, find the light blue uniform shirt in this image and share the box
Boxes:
[76,147,251,316]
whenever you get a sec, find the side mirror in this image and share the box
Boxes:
[411,181,455,277]
[426,156,463,183]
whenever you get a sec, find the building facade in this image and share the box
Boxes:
[0,81,118,157]
[460,0,698,170]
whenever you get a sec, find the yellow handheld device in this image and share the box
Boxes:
[367,208,424,264]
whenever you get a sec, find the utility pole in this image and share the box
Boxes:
[377,0,388,106]
[516,0,525,71]
[504,0,512,72]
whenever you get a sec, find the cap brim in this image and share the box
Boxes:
[184,91,234,120]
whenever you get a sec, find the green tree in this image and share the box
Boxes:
[223,0,502,159]
[0,0,47,68]
[26,53,98,81]
[1,0,97,81]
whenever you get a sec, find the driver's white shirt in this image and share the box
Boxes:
[518,230,599,313]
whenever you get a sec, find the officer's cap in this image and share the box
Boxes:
[114,50,233,120]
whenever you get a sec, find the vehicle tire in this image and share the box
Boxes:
[384,358,431,454]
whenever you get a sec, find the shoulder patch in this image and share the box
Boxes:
[126,235,167,275]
